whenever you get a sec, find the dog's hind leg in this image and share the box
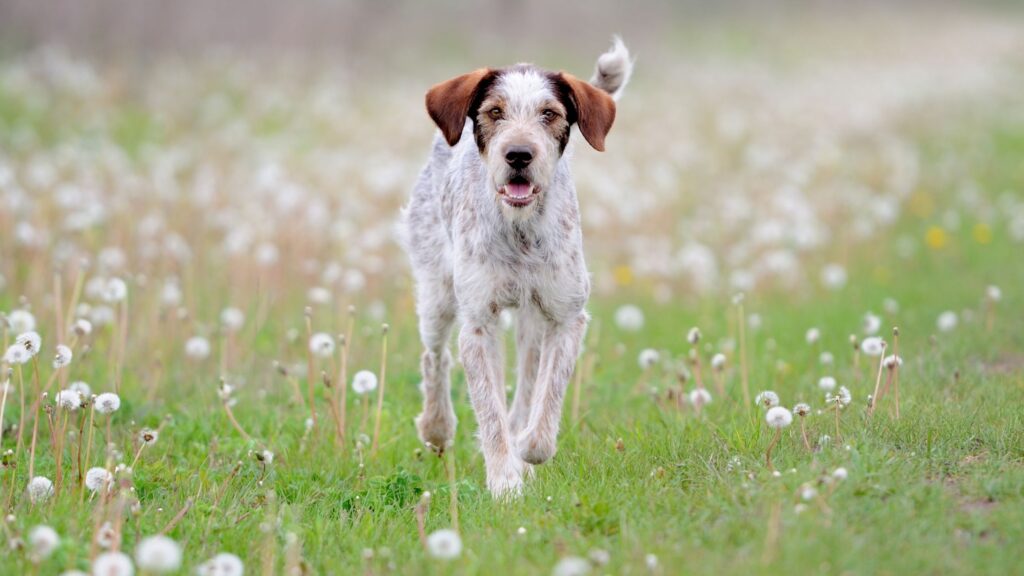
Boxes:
[414,275,458,454]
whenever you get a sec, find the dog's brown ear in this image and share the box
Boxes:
[558,73,616,152]
[425,68,493,146]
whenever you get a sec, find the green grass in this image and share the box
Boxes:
[3,82,1024,576]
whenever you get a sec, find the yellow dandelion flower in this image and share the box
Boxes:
[613,265,634,286]
[972,223,992,245]
[925,226,948,250]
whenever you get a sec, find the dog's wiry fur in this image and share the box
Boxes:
[400,38,632,498]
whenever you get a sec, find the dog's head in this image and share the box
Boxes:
[426,65,616,219]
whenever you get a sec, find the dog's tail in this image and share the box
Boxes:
[590,36,633,101]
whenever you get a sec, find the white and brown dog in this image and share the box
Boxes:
[400,38,632,498]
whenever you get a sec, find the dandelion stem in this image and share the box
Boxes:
[799,417,811,452]
[0,380,8,452]
[27,357,42,480]
[371,324,389,456]
[159,497,194,535]
[303,309,318,430]
[337,306,355,449]
[446,450,460,533]
[222,401,253,443]
[868,343,888,417]
[737,299,750,408]
[80,403,96,504]
[765,428,781,471]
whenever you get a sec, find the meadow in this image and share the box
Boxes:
[1,5,1024,575]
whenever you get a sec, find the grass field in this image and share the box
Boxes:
[2,7,1024,574]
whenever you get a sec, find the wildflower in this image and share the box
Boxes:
[833,467,849,480]
[3,345,29,365]
[196,553,244,576]
[425,529,462,560]
[139,428,159,446]
[95,522,117,549]
[637,349,660,370]
[27,476,54,503]
[821,263,847,289]
[686,327,701,345]
[819,351,834,365]
[986,285,1002,302]
[309,332,335,358]
[15,331,42,357]
[27,525,59,561]
[52,344,73,369]
[645,553,659,570]
[883,355,903,369]
[104,278,128,303]
[552,556,591,576]
[936,311,958,332]
[73,318,93,336]
[70,381,92,398]
[793,403,811,417]
[95,393,122,414]
[135,535,182,573]
[826,386,852,407]
[766,406,793,429]
[805,328,821,345]
[755,390,780,408]
[8,310,36,333]
[689,388,712,407]
[85,467,113,492]
[93,551,134,576]
[56,389,82,410]
[185,336,211,360]
[860,337,885,356]
[711,353,726,371]
[862,313,881,335]
[613,305,644,332]
[818,376,837,391]
[800,484,817,501]
[220,308,246,332]
[352,370,378,395]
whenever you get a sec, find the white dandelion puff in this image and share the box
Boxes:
[27,476,54,503]
[793,402,811,417]
[104,278,128,303]
[352,370,378,395]
[70,381,91,398]
[425,529,462,560]
[15,331,42,357]
[55,389,82,411]
[820,263,847,290]
[4,344,30,365]
[8,310,36,333]
[552,556,591,576]
[689,388,712,407]
[805,328,820,345]
[309,332,335,358]
[862,313,881,335]
[765,406,793,429]
[185,336,211,360]
[196,553,244,576]
[85,467,113,493]
[53,345,73,369]
[220,307,246,332]
[637,349,660,370]
[883,355,903,369]
[686,327,701,345]
[27,525,59,561]
[833,467,849,481]
[826,386,852,407]
[73,318,93,336]
[985,285,1001,302]
[138,428,159,446]
[818,376,837,391]
[94,393,121,415]
[613,305,644,332]
[860,337,885,356]
[755,390,780,408]
[711,353,727,371]
[936,311,958,332]
[134,535,182,573]
[92,551,134,576]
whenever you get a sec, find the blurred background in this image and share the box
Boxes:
[1,1,1023,319]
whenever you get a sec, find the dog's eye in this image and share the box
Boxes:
[541,109,558,122]
[488,107,503,120]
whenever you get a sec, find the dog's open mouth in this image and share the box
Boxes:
[500,177,536,208]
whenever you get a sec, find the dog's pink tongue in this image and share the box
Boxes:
[505,183,532,199]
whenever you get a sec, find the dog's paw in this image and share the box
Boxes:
[415,408,457,454]
[486,458,525,500]
[516,427,557,465]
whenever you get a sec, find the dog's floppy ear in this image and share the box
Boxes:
[556,72,617,152]
[425,68,494,146]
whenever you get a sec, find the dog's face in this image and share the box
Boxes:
[426,65,616,220]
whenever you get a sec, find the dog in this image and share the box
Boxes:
[400,38,632,498]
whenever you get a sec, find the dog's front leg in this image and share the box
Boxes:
[517,311,588,465]
[458,321,523,498]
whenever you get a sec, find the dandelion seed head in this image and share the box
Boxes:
[426,529,462,560]
[818,376,837,391]
[552,556,591,576]
[826,386,852,407]
[352,370,378,395]
[15,331,42,356]
[637,349,660,370]
[93,551,134,576]
[53,344,73,369]
[613,305,644,332]
[3,345,30,365]
[104,278,128,303]
[73,318,93,336]
[687,327,701,345]
[94,393,121,414]
[821,263,847,290]
[220,307,245,332]
[805,327,820,345]
[309,332,335,358]
[883,354,903,369]
[70,381,92,398]
[860,336,885,356]
[766,406,793,429]
[56,389,82,410]
[936,311,958,332]
[986,285,1001,302]
[185,336,211,360]
[85,467,113,493]
[793,402,811,417]
[755,390,780,408]
[196,553,244,576]
[689,388,712,407]
[711,353,727,371]
[139,428,159,446]
[27,476,54,503]
[8,310,36,333]
[27,525,59,561]
[833,467,849,480]
[862,312,881,335]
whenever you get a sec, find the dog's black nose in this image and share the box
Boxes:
[505,146,533,169]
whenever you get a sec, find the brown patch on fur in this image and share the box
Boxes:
[426,68,496,146]
[551,72,616,151]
